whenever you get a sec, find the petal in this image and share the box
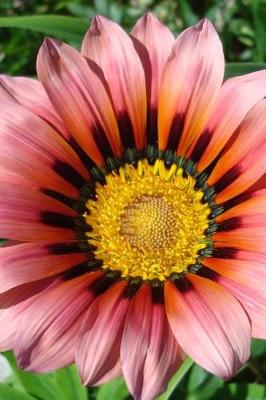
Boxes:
[158,19,224,155]
[0,277,56,350]
[0,101,88,198]
[213,227,266,252]
[217,189,266,221]
[14,272,101,372]
[0,241,86,293]
[81,16,147,150]
[203,257,266,293]
[0,75,68,139]
[76,281,128,386]
[214,141,266,203]
[191,70,266,170]
[37,38,122,164]
[208,100,266,186]
[121,284,183,400]
[131,13,174,144]
[165,275,251,379]
[0,183,76,241]
[216,275,266,339]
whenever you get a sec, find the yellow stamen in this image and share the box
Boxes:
[85,159,211,281]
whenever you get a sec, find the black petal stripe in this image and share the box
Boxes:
[123,277,143,299]
[190,129,212,164]
[62,262,89,280]
[47,242,81,255]
[222,192,254,212]
[69,137,95,170]
[151,281,164,304]
[53,160,85,189]
[216,217,242,232]
[197,266,219,281]
[147,108,158,145]
[166,113,185,151]
[211,247,238,259]
[90,271,121,296]
[41,211,75,229]
[117,112,136,149]
[41,189,74,208]
[214,165,242,194]
[92,124,114,159]
[170,274,193,292]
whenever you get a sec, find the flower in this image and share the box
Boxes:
[0,12,265,400]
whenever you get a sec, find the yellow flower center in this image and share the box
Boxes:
[84,159,211,281]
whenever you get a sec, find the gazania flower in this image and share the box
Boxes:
[0,12,266,400]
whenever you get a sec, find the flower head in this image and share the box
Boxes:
[0,13,266,400]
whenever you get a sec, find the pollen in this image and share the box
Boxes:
[84,159,211,281]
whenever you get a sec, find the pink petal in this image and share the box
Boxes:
[81,16,147,150]
[0,277,57,350]
[76,281,128,386]
[0,241,86,293]
[191,70,266,171]
[131,13,174,144]
[208,100,266,187]
[0,183,76,241]
[0,101,88,198]
[37,38,122,165]
[0,75,68,139]
[165,275,251,379]
[203,257,266,293]
[217,275,266,339]
[215,142,266,203]
[158,19,224,155]
[14,272,101,372]
[121,284,183,400]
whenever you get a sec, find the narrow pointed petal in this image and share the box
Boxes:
[14,272,101,372]
[0,75,68,139]
[0,183,76,241]
[0,102,88,198]
[191,70,266,171]
[37,38,122,165]
[131,13,174,144]
[0,241,86,293]
[81,16,147,150]
[121,285,183,400]
[158,19,224,155]
[76,281,128,386]
[165,275,251,379]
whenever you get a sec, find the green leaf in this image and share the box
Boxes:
[96,377,128,400]
[251,338,266,357]
[53,365,88,400]
[158,358,194,400]
[225,63,266,78]
[4,352,65,400]
[0,15,89,43]
[227,383,266,399]
[0,385,35,400]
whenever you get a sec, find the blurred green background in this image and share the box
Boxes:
[0,0,266,399]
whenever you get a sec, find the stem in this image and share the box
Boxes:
[157,358,194,400]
